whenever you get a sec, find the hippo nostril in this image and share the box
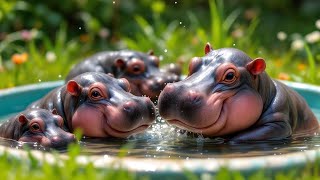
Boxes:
[186,90,203,106]
[52,136,60,142]
[123,101,136,114]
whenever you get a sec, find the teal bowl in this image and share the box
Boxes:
[0,81,320,177]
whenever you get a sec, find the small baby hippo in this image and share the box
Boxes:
[29,72,156,138]
[65,50,181,101]
[158,43,319,142]
[0,109,76,148]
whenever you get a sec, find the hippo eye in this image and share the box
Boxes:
[222,69,237,83]
[127,59,145,75]
[89,87,105,101]
[225,72,235,80]
[30,123,41,133]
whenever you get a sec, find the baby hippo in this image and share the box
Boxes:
[65,50,181,101]
[29,72,156,138]
[158,43,319,141]
[0,109,76,148]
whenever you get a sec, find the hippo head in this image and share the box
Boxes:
[17,109,76,148]
[64,72,156,138]
[113,50,181,101]
[158,43,266,137]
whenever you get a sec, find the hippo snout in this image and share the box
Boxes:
[50,133,77,149]
[122,97,156,124]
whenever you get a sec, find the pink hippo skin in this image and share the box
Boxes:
[0,109,76,148]
[158,43,319,142]
[29,72,156,138]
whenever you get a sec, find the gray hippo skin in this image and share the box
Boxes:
[0,109,76,148]
[65,50,181,101]
[158,43,319,141]
[30,72,156,138]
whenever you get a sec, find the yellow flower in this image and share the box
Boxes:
[297,63,306,71]
[278,72,290,81]
[11,53,28,65]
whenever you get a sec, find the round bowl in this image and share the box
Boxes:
[0,80,320,178]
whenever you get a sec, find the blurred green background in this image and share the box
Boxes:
[0,0,319,88]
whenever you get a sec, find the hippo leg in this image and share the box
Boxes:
[230,113,292,141]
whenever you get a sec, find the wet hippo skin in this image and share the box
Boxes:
[158,43,319,141]
[0,109,76,148]
[65,50,181,101]
[30,72,156,138]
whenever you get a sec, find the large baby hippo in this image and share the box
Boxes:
[158,43,319,141]
[29,72,156,138]
[0,109,76,148]
[65,50,181,101]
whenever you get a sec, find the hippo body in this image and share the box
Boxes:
[29,72,156,138]
[158,44,319,141]
[66,50,181,100]
[0,109,76,148]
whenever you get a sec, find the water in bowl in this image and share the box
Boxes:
[1,109,320,159]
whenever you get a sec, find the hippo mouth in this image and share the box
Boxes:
[165,98,228,136]
[103,115,151,138]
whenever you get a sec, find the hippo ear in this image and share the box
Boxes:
[18,114,28,125]
[246,58,266,75]
[205,42,214,55]
[188,57,203,76]
[147,49,154,56]
[115,58,126,69]
[66,80,82,96]
[51,109,58,115]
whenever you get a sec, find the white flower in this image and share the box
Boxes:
[45,51,57,63]
[316,19,320,29]
[277,31,287,41]
[305,31,320,43]
[291,39,304,51]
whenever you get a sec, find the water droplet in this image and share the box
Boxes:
[179,21,182,25]
[233,43,236,46]
[164,49,168,53]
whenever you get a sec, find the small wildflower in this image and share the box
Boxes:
[278,72,290,81]
[297,63,306,71]
[244,8,258,20]
[99,28,110,39]
[291,39,304,51]
[316,19,320,29]
[0,65,4,72]
[11,53,28,65]
[21,30,33,41]
[274,59,283,68]
[191,37,199,45]
[232,28,244,39]
[277,31,287,41]
[45,51,57,63]
[305,31,320,44]
[20,29,38,41]
[79,34,90,43]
